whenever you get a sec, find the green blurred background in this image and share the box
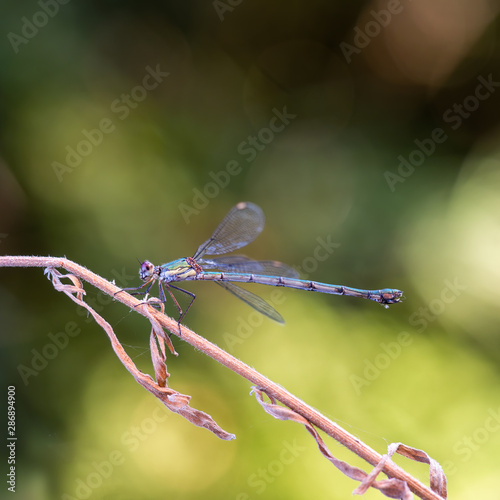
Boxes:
[1,1,500,499]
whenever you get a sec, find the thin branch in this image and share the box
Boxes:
[1,256,446,500]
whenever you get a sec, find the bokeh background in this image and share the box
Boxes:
[2,1,500,499]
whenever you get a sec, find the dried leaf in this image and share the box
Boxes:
[354,451,413,499]
[251,387,414,499]
[355,442,446,498]
[46,268,235,441]
[388,443,447,499]
[150,329,169,387]
[141,302,178,356]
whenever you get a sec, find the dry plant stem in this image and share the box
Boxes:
[1,256,441,500]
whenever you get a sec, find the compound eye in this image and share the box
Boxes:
[139,261,154,279]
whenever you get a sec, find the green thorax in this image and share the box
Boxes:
[159,258,198,282]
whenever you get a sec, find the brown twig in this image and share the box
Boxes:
[0,256,446,500]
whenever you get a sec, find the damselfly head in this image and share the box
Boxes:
[139,261,155,280]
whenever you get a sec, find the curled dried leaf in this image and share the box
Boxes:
[150,329,169,387]
[355,442,446,499]
[47,268,235,441]
[251,387,414,499]
[45,267,85,301]
[387,443,447,499]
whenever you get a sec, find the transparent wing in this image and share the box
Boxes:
[215,282,284,324]
[193,202,265,259]
[199,255,300,278]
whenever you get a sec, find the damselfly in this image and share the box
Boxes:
[122,202,403,323]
